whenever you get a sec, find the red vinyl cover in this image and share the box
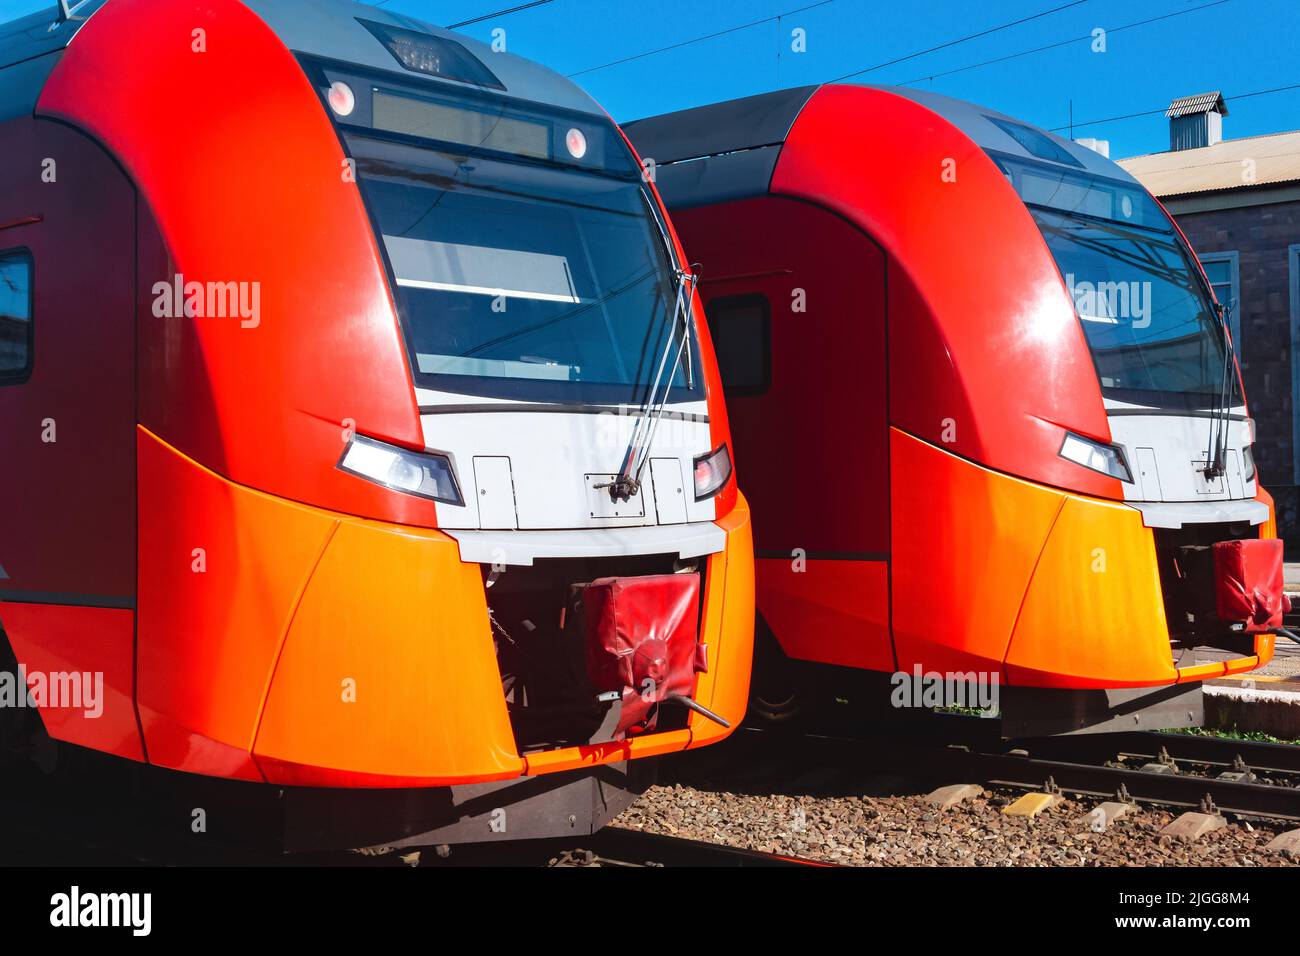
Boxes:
[583,574,703,738]
[1214,538,1287,632]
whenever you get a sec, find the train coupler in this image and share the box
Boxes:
[580,573,710,739]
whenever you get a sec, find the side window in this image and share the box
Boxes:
[1200,253,1238,308]
[0,250,33,384]
[1199,250,1240,357]
[705,293,771,396]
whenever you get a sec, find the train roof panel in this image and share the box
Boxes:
[242,0,605,116]
[624,84,1145,211]
[881,86,1139,185]
[623,86,819,163]
[622,87,818,209]
[0,1,108,69]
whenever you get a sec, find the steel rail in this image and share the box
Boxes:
[942,746,1300,821]
[578,827,833,867]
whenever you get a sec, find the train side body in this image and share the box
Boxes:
[626,84,1278,709]
[0,0,753,843]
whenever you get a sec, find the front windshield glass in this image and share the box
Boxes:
[346,130,696,406]
[993,151,1230,409]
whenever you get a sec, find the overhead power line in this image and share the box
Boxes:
[370,0,560,28]
[567,0,839,78]
[896,0,1230,87]
[447,0,561,29]
[825,0,1088,83]
[1050,82,1300,132]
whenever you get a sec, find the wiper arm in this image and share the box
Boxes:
[1203,301,1236,481]
[597,266,699,502]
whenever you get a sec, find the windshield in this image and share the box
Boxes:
[993,151,1229,409]
[346,130,696,406]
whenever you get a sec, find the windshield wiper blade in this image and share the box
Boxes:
[598,266,699,502]
[1202,301,1236,481]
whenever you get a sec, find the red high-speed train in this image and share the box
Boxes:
[626,85,1287,735]
[0,0,753,849]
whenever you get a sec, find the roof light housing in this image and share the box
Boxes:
[358,18,504,90]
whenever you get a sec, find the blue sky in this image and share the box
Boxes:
[3,0,1296,157]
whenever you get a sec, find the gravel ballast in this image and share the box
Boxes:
[613,783,1300,866]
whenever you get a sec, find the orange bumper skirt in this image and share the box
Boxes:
[892,430,1273,689]
[134,428,754,786]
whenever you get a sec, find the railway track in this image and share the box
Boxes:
[670,718,1300,825]
[0,754,826,868]
[881,713,1300,820]
[560,827,831,867]
[928,727,1300,821]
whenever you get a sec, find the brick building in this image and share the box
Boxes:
[1117,94,1300,546]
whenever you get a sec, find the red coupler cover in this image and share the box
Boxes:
[583,573,702,738]
[1214,538,1286,632]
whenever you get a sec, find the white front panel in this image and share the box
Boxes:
[1133,446,1163,500]
[473,457,518,530]
[447,523,726,566]
[417,389,717,530]
[1105,400,1255,504]
[650,458,689,525]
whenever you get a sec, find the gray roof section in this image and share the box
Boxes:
[623,86,819,210]
[882,86,1139,185]
[0,2,105,70]
[242,0,606,116]
[642,145,785,211]
[0,1,109,121]
[624,83,1144,211]
[623,86,819,164]
[0,1,605,119]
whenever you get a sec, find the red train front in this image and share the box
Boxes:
[627,84,1285,734]
[0,0,753,848]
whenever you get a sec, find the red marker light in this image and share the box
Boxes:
[565,128,588,159]
[327,82,356,118]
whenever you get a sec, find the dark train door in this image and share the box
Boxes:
[0,116,139,756]
[675,195,893,673]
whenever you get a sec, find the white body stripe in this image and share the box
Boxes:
[446,523,725,566]
[1105,399,1259,527]
[416,388,716,532]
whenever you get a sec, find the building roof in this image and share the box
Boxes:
[1166,91,1228,118]
[1116,129,1300,197]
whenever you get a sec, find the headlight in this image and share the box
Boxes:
[1059,431,1132,483]
[1244,444,1256,483]
[338,434,464,506]
[693,444,732,501]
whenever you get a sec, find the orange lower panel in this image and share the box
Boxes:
[137,428,339,781]
[1175,660,1227,683]
[689,495,755,749]
[137,428,753,786]
[892,430,1265,690]
[0,603,142,760]
[1005,495,1177,688]
[757,557,892,671]
[137,427,522,786]
[250,517,521,786]
[891,428,1065,676]
[1257,485,1278,539]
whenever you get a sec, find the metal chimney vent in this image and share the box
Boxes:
[1167,91,1228,151]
